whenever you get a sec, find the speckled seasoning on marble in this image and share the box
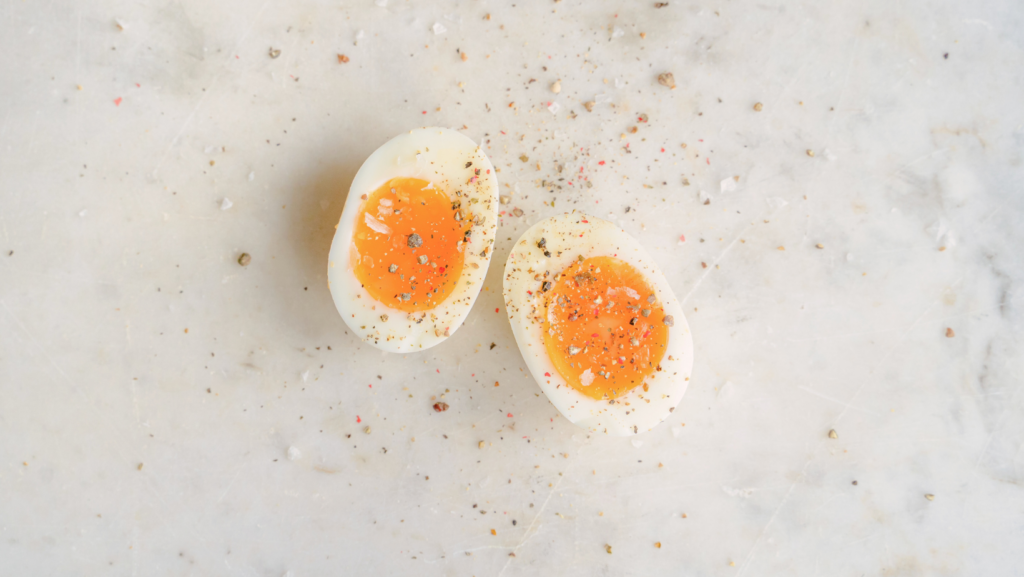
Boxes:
[3,0,1023,575]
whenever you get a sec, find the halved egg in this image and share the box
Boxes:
[503,213,693,435]
[328,127,498,352]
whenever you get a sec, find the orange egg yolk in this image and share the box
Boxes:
[542,256,669,400]
[352,177,467,312]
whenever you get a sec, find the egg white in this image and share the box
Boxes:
[503,213,693,436]
[328,127,498,352]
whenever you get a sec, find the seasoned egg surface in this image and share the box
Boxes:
[328,128,498,352]
[503,213,693,435]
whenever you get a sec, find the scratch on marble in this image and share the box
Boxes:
[832,278,963,427]
[798,386,881,417]
[152,0,274,177]
[142,479,183,540]
[890,147,950,176]
[811,493,847,514]
[495,474,564,577]
[768,57,811,112]
[495,440,589,577]
[735,459,812,577]
[963,19,993,30]
[738,281,963,574]
[1,299,133,464]
[680,212,771,306]
[849,530,884,545]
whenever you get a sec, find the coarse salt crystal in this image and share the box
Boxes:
[220,198,233,210]
[720,178,737,193]
[287,446,301,460]
[364,212,392,234]
[579,369,595,387]
[432,22,447,34]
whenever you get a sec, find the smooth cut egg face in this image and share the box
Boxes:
[328,127,498,352]
[503,213,693,436]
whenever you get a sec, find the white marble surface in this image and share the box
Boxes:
[2,0,1023,575]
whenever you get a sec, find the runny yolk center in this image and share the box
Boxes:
[352,177,468,312]
[542,256,669,400]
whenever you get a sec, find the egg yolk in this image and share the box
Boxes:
[352,177,468,312]
[542,256,669,400]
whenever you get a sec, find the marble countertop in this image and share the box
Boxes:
[2,0,1023,575]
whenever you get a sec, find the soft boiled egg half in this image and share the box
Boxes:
[328,127,498,352]
[503,213,693,435]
